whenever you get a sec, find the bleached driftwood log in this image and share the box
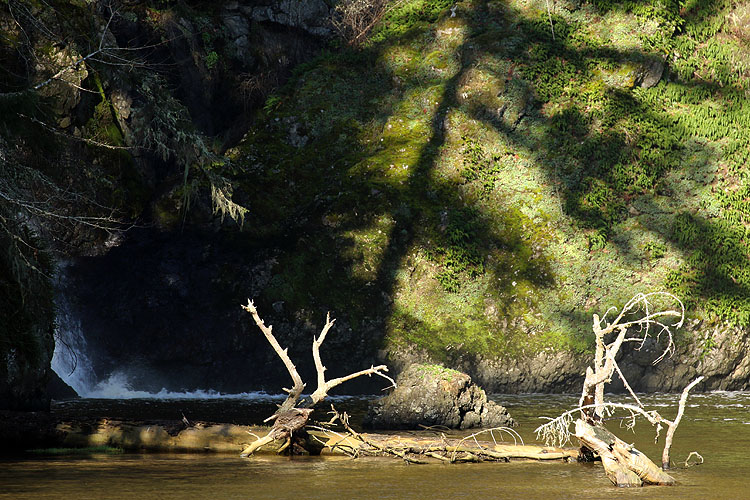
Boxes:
[574,419,674,486]
[308,406,579,464]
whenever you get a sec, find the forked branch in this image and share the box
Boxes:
[579,292,685,421]
[242,300,304,415]
[239,300,395,456]
[537,292,702,486]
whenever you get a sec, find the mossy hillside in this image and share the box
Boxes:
[230,0,750,363]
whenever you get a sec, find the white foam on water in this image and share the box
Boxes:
[50,262,288,400]
[69,371,364,400]
[81,371,285,400]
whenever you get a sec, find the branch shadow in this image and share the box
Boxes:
[213,0,745,390]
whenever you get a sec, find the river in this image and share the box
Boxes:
[1,392,748,499]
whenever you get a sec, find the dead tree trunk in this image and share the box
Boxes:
[239,300,394,456]
[536,292,704,487]
[575,420,675,486]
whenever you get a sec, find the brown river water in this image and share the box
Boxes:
[1,392,748,499]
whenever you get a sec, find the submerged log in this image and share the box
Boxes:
[1,407,576,461]
[312,429,580,463]
[574,419,675,487]
[8,413,578,463]
[0,411,292,454]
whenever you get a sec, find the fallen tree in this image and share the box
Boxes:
[307,405,577,464]
[238,300,396,456]
[239,301,579,463]
[535,292,704,487]
[241,294,703,476]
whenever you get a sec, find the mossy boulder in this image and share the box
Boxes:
[363,363,515,430]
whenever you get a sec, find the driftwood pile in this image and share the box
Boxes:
[238,293,704,488]
[312,429,579,464]
[307,406,577,464]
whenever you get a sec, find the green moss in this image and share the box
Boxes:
[218,0,750,364]
[369,0,454,45]
[413,363,463,381]
[642,240,666,261]
[4,0,744,369]
[205,51,219,70]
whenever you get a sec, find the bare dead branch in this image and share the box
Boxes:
[309,363,395,405]
[312,312,336,397]
[318,406,573,464]
[99,7,115,52]
[239,303,396,456]
[579,293,684,421]
[540,292,701,486]
[537,402,666,448]
[684,451,704,467]
[612,358,644,408]
[662,375,704,469]
[241,300,305,414]
[17,113,132,151]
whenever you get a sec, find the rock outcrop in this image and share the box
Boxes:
[386,318,750,395]
[229,0,333,38]
[0,252,55,410]
[615,320,750,392]
[363,364,515,430]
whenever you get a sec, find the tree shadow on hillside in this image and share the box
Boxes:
[237,2,563,382]
[458,0,750,325]
[238,0,745,388]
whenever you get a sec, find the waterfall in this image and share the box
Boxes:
[50,262,279,399]
[51,262,98,397]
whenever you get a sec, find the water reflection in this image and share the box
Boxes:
[1,392,748,499]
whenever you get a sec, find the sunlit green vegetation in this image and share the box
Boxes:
[225,0,750,361]
[5,0,747,371]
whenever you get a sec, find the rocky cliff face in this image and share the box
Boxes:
[0,0,338,403]
[4,0,750,403]
[388,320,750,394]
[0,224,55,410]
